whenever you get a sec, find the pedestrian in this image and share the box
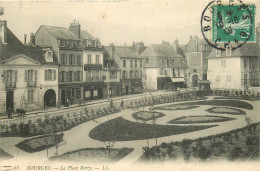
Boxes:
[120,100,124,110]
[7,107,12,119]
[110,99,114,109]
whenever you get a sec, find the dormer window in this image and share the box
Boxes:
[60,40,65,47]
[45,51,53,62]
[226,46,232,56]
[216,50,221,57]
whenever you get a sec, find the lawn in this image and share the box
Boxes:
[0,149,13,161]
[153,105,199,111]
[158,100,253,110]
[16,133,64,153]
[51,148,133,163]
[168,115,235,124]
[89,117,217,141]
[206,107,246,115]
[132,111,165,121]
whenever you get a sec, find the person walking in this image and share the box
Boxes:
[120,100,124,110]
[7,107,12,119]
[110,99,114,110]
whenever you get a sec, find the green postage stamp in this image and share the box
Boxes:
[201,0,256,50]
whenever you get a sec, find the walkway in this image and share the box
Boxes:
[1,97,259,165]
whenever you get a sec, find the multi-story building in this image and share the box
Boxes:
[207,26,260,90]
[103,46,121,98]
[106,44,144,95]
[141,41,187,90]
[35,21,102,105]
[0,20,58,115]
[185,36,213,87]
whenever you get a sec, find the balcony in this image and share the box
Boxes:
[241,79,260,87]
[28,81,37,87]
[5,82,16,89]
[84,64,102,71]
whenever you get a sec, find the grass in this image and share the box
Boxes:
[168,115,235,124]
[51,148,133,163]
[0,149,13,161]
[213,97,242,100]
[158,100,253,110]
[206,107,246,115]
[153,105,199,111]
[89,117,217,141]
[132,111,165,121]
[15,133,64,153]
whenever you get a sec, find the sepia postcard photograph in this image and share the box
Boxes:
[0,0,260,170]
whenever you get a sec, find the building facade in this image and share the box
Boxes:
[0,20,58,115]
[141,41,187,90]
[207,27,260,90]
[35,21,102,105]
[185,36,213,87]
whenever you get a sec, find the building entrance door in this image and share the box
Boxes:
[192,75,199,87]
[6,91,14,112]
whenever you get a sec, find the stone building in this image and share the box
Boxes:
[0,20,58,115]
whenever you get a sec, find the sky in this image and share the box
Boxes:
[0,0,259,46]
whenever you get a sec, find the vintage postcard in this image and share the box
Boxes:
[0,0,260,170]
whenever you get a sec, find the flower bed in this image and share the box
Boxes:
[168,115,235,124]
[0,149,13,161]
[154,105,199,111]
[132,111,165,121]
[16,133,64,153]
[89,117,217,141]
[206,107,246,115]
[157,100,253,110]
[51,148,133,163]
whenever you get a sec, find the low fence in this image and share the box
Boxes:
[0,90,201,129]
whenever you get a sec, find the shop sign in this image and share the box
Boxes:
[84,64,102,70]
[93,90,98,97]
[85,91,90,97]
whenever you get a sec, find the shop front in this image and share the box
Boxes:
[131,78,143,94]
[84,82,104,101]
[103,82,121,98]
[157,77,185,91]
[121,79,132,95]
[59,83,83,106]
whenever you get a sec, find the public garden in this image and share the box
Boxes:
[0,91,259,164]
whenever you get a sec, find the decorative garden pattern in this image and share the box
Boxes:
[168,115,235,124]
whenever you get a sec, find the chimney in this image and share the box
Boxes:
[30,33,35,45]
[24,34,27,44]
[110,43,115,59]
[69,20,81,39]
[0,20,7,44]
[135,42,144,54]
[190,35,193,40]
[173,38,179,52]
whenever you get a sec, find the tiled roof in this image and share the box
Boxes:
[141,44,183,58]
[169,58,187,68]
[208,43,260,58]
[41,25,96,40]
[0,27,58,65]
[113,46,142,59]
[103,46,120,69]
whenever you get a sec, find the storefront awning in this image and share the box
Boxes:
[170,77,185,83]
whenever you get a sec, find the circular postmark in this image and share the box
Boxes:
[201,0,255,50]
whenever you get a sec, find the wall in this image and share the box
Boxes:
[145,68,158,90]
[208,57,242,89]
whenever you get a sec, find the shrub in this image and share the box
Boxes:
[198,145,212,160]
[246,136,257,146]
[161,142,167,148]
[228,146,244,160]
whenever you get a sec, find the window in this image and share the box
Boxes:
[145,58,149,63]
[226,46,231,56]
[130,60,133,68]
[86,71,92,81]
[216,75,220,82]
[216,50,221,57]
[6,70,17,82]
[69,54,74,65]
[75,89,81,100]
[221,59,226,68]
[28,90,34,103]
[135,70,138,78]
[77,55,81,66]
[203,45,208,51]
[45,70,56,81]
[177,68,180,77]
[160,68,164,75]
[252,58,256,69]
[164,70,168,76]
[123,60,126,67]
[227,75,231,82]
[92,40,96,47]
[96,55,100,64]
[60,40,65,47]
[122,71,126,78]
[94,71,100,81]
[88,54,92,64]
[60,71,65,82]
[74,71,81,81]
[25,70,37,82]
[140,71,143,77]
[69,71,73,82]
[244,59,248,68]
[130,70,133,78]
[45,51,53,62]
[140,60,142,67]
[135,60,137,67]
[60,54,68,65]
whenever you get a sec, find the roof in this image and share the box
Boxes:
[41,25,96,40]
[208,43,260,58]
[0,27,58,65]
[104,46,142,59]
[141,44,183,58]
[103,46,120,69]
[169,58,187,68]
[185,37,212,52]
